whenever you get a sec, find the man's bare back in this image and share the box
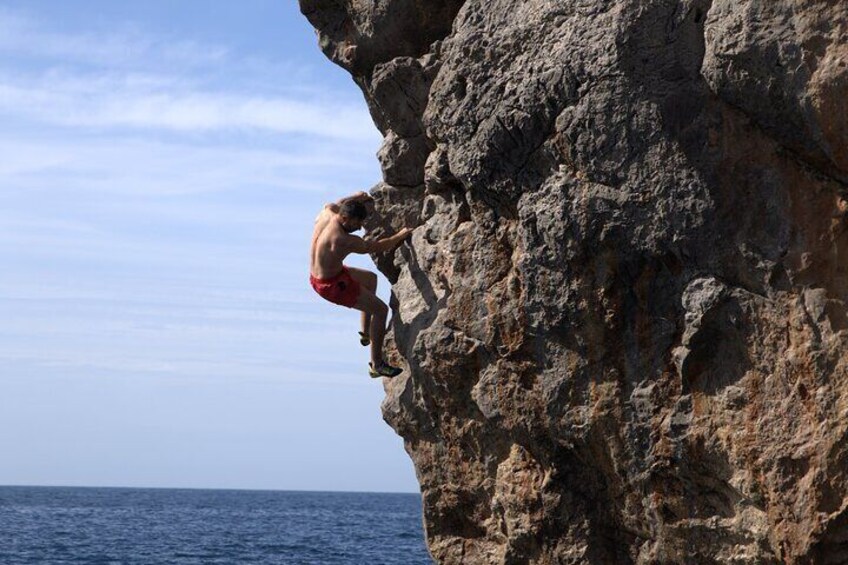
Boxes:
[310,207,349,280]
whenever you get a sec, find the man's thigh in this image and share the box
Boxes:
[347,266,378,290]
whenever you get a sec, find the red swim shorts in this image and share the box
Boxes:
[310,266,361,308]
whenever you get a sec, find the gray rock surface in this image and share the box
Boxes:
[301,1,848,562]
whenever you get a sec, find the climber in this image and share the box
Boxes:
[309,190,413,378]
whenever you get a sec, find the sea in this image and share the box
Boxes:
[0,486,432,564]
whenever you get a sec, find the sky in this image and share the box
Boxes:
[0,1,419,493]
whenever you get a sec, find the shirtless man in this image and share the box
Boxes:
[309,191,413,378]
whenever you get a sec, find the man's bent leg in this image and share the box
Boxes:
[351,286,388,367]
[347,267,379,339]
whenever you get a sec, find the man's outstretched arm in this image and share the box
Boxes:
[344,228,413,255]
[325,191,372,213]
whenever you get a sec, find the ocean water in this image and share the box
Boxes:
[0,486,432,564]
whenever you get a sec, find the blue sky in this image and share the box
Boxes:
[0,1,417,493]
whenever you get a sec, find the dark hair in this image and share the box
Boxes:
[340,200,368,221]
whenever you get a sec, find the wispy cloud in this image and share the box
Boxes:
[0,6,376,140]
[0,7,229,69]
[0,135,376,195]
[0,6,379,207]
[0,71,377,140]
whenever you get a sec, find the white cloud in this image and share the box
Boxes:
[0,135,377,195]
[0,7,229,69]
[0,71,378,140]
[0,6,377,140]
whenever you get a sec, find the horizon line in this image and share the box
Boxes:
[0,483,421,496]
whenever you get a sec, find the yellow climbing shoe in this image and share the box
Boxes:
[369,362,402,378]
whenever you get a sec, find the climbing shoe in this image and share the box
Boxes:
[359,331,371,346]
[369,362,402,378]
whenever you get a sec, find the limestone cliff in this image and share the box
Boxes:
[300,1,848,562]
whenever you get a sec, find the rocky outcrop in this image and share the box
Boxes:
[300,1,848,562]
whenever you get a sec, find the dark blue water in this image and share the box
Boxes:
[0,486,432,564]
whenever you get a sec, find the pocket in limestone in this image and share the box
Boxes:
[673,278,751,394]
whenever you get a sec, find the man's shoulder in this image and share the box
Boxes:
[321,222,349,242]
[316,206,336,222]
[317,210,344,236]
[334,231,367,254]
[334,229,362,244]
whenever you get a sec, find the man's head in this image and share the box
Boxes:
[339,200,368,233]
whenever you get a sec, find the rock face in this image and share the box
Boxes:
[300,1,848,562]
